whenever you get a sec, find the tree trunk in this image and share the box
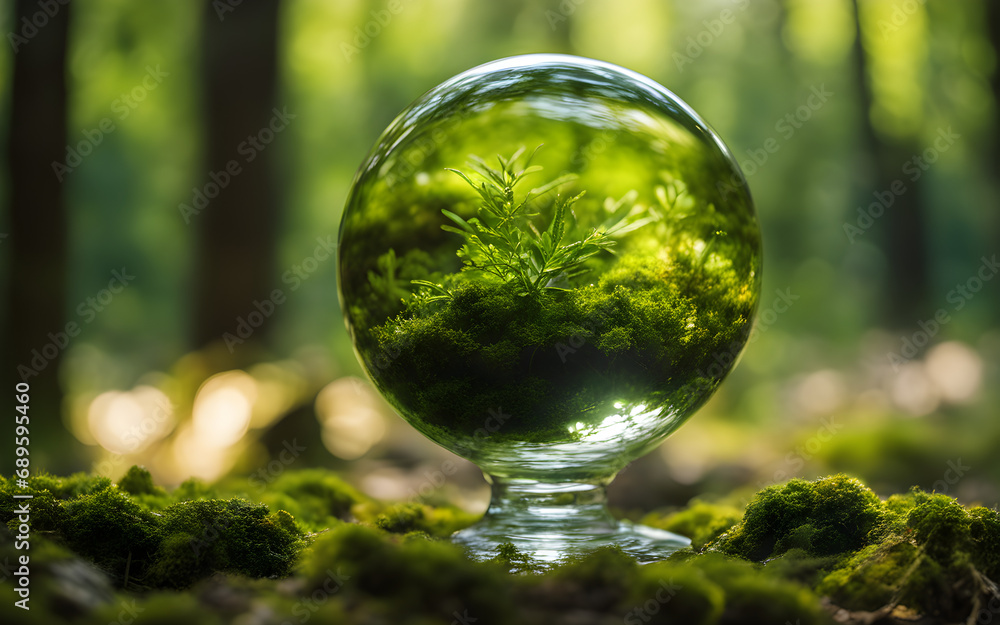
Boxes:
[4,0,72,469]
[850,0,929,327]
[193,0,283,355]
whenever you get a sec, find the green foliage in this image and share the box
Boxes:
[423,146,640,299]
[370,247,749,446]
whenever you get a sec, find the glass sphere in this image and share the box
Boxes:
[338,54,761,483]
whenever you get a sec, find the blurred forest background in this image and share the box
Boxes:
[1,0,998,517]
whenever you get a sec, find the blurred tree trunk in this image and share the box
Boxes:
[193,0,282,354]
[542,0,573,52]
[987,0,1000,293]
[850,0,929,327]
[990,1,1000,173]
[4,0,71,467]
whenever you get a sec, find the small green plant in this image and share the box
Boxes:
[413,146,642,301]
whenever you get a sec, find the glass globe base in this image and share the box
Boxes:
[452,477,690,567]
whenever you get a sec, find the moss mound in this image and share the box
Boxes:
[715,475,888,560]
[2,470,997,625]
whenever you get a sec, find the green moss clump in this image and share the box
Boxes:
[715,474,886,561]
[350,150,757,451]
[551,545,636,593]
[0,467,304,589]
[61,486,161,577]
[642,501,743,551]
[626,561,724,625]
[255,469,365,531]
[118,465,167,497]
[968,506,1000,580]
[370,502,477,538]
[6,469,996,624]
[815,489,1000,619]
[694,555,827,625]
[302,523,513,621]
[488,542,546,574]
[146,498,303,588]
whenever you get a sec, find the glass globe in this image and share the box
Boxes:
[338,54,761,564]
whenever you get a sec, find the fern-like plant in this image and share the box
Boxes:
[414,146,641,301]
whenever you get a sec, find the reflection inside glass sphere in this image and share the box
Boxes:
[338,54,761,562]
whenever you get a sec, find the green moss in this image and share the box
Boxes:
[488,542,546,574]
[6,469,994,624]
[715,474,887,561]
[626,562,724,625]
[817,540,919,611]
[642,501,742,551]
[370,502,477,538]
[351,152,756,451]
[118,466,167,497]
[92,592,224,625]
[29,472,114,498]
[551,545,637,592]
[255,469,365,531]
[371,250,748,446]
[147,498,303,588]
[61,486,161,579]
[302,523,513,621]
[173,477,215,501]
[968,506,1000,580]
[696,555,827,625]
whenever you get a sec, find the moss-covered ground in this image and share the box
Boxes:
[1,469,997,625]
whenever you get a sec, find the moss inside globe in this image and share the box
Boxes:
[338,55,761,482]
